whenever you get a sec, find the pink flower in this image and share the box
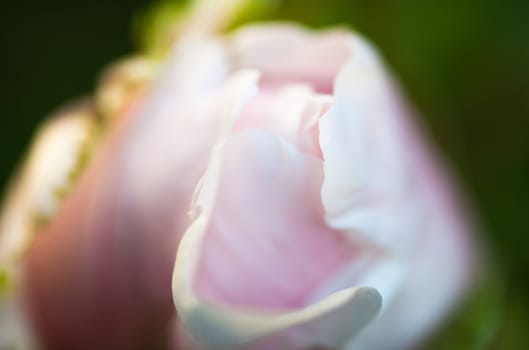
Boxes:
[1,23,476,350]
[170,25,476,349]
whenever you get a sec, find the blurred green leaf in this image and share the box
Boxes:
[133,0,190,57]
[0,268,12,297]
[423,275,504,350]
[133,0,279,57]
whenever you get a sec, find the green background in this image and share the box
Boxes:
[1,0,528,348]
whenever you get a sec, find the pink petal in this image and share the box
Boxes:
[0,101,94,350]
[173,129,381,348]
[318,34,476,349]
[233,84,332,158]
[22,43,257,350]
[230,24,352,93]
[194,131,354,309]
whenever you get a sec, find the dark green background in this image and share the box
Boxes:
[1,0,528,348]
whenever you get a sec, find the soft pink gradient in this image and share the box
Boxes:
[173,25,476,349]
[193,130,356,310]
[20,23,475,350]
[23,42,235,349]
[193,45,354,310]
[230,25,351,94]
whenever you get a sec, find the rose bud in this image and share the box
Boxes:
[171,25,478,349]
[0,3,477,350]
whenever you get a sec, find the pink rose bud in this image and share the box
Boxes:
[0,9,477,350]
[170,25,477,349]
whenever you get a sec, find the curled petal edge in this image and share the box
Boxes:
[173,213,382,349]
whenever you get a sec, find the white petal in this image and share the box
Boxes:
[320,35,418,252]
[319,32,477,349]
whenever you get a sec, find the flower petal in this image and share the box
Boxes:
[319,33,476,349]
[0,101,94,350]
[0,101,96,272]
[173,129,381,349]
[22,42,259,349]
[230,24,352,93]
[320,35,420,252]
[233,83,332,158]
